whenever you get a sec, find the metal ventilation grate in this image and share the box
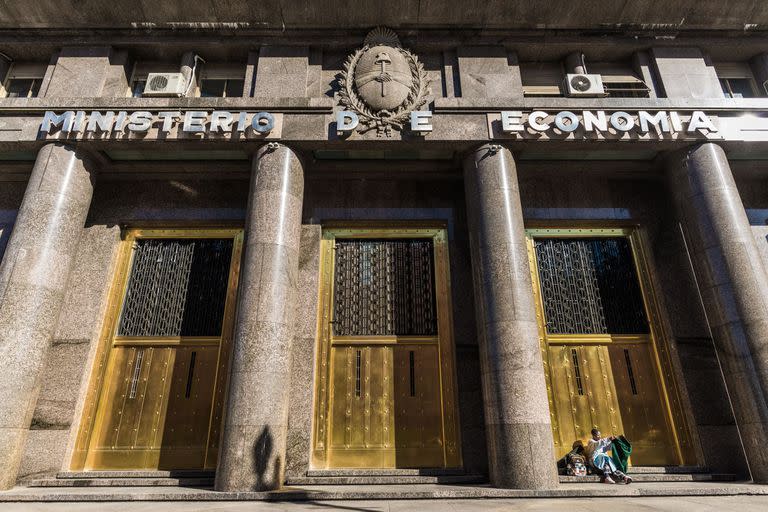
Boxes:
[117,238,234,337]
[534,237,649,335]
[148,74,169,91]
[333,239,437,336]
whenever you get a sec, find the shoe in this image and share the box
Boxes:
[624,476,632,485]
[604,476,616,484]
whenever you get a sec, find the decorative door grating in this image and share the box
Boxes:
[534,237,649,334]
[118,239,234,337]
[333,239,437,336]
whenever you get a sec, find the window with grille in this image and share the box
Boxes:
[534,237,649,335]
[332,239,437,336]
[117,238,234,337]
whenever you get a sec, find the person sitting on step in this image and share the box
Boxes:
[585,428,633,485]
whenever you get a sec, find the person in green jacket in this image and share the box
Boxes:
[585,428,633,484]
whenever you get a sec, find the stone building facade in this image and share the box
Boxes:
[1,1,768,493]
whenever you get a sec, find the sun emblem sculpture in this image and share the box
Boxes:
[338,27,431,136]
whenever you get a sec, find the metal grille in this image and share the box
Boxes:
[333,239,437,336]
[535,237,649,334]
[118,238,234,337]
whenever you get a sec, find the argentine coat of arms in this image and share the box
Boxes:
[338,27,431,136]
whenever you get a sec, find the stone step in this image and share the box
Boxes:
[305,468,467,477]
[560,473,737,483]
[29,477,214,488]
[286,474,487,485]
[55,470,215,479]
[626,466,710,474]
[3,482,767,501]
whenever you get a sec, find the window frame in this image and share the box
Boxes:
[521,62,565,97]
[196,63,246,98]
[0,62,47,98]
[589,63,651,99]
[715,62,760,98]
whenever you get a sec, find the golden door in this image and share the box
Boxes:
[74,229,242,471]
[528,228,694,466]
[312,228,461,469]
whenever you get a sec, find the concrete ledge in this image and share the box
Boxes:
[1,482,767,502]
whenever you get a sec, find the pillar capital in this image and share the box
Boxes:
[464,143,511,161]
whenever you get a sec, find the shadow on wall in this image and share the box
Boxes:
[253,425,281,490]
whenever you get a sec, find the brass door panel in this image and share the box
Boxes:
[326,343,444,468]
[547,344,623,456]
[75,229,242,471]
[158,344,220,469]
[312,228,461,470]
[608,343,677,465]
[328,345,394,468]
[393,344,443,467]
[86,346,174,469]
[528,228,693,467]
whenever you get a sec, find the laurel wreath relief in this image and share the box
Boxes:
[338,44,431,136]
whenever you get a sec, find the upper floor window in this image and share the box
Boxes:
[1,62,46,98]
[590,63,650,98]
[715,62,759,98]
[128,62,245,98]
[197,64,245,98]
[521,61,651,98]
[521,62,563,97]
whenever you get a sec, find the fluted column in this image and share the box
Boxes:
[0,143,96,489]
[216,144,304,491]
[667,143,768,483]
[463,144,558,489]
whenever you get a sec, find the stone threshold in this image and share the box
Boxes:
[1,482,767,502]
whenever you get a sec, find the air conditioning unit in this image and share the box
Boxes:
[565,73,605,97]
[142,72,186,97]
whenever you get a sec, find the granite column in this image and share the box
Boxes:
[667,143,768,483]
[0,143,96,489]
[215,143,304,491]
[463,144,558,489]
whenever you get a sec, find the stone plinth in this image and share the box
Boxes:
[215,143,304,492]
[463,144,559,489]
[667,143,768,483]
[0,143,95,490]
